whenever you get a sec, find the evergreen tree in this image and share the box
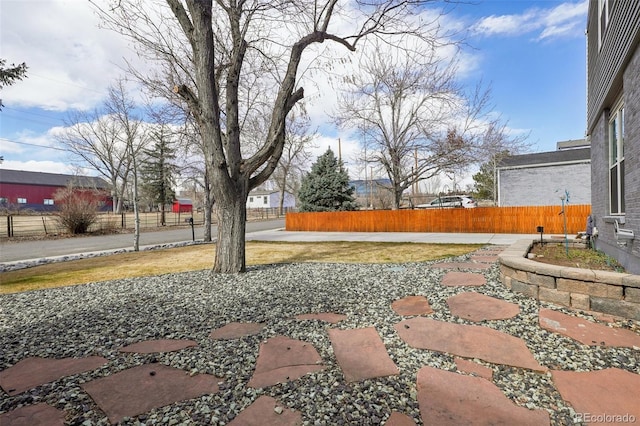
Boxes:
[472,150,510,204]
[298,148,357,212]
[140,126,178,225]
[0,59,28,110]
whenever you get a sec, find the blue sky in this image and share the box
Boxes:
[0,0,588,182]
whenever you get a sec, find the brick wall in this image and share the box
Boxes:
[590,45,640,274]
[499,163,591,207]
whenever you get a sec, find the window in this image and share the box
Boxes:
[598,0,609,47]
[17,198,27,204]
[249,196,254,202]
[0,197,7,204]
[263,196,268,204]
[609,103,625,214]
[44,199,54,205]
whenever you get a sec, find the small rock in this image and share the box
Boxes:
[274,406,284,415]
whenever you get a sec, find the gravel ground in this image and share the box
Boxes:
[1,251,639,425]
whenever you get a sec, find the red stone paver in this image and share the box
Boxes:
[454,357,493,380]
[391,295,433,316]
[384,411,417,425]
[328,327,399,382]
[417,366,550,425]
[432,262,492,270]
[209,322,264,339]
[0,356,108,396]
[229,395,302,425]
[0,403,66,426]
[539,308,640,347]
[552,368,640,424]
[395,317,547,372]
[441,271,486,287]
[120,339,198,353]
[247,336,325,388]
[447,292,520,321]
[81,363,220,424]
[294,312,347,323]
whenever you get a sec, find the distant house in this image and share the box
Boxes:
[172,198,193,213]
[496,140,591,207]
[586,0,639,273]
[350,179,392,198]
[0,169,112,212]
[246,190,296,210]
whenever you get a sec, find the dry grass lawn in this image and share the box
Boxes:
[0,241,482,294]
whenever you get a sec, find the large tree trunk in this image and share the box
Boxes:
[214,193,247,273]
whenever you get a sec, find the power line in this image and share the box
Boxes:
[0,137,67,152]
[1,112,63,127]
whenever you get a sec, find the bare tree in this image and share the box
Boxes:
[56,78,149,252]
[56,110,131,214]
[336,38,487,209]
[93,0,457,273]
[269,112,316,214]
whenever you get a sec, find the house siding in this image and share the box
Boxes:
[586,0,640,130]
[498,163,591,207]
[587,0,640,273]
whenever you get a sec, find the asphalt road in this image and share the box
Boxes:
[0,219,285,263]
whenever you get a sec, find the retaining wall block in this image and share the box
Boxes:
[557,279,623,300]
[502,274,512,290]
[590,297,640,321]
[570,293,591,310]
[538,287,571,307]
[511,280,538,298]
[625,288,640,304]
[527,272,556,289]
[622,274,640,289]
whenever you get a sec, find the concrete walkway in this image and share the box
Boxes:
[247,229,543,245]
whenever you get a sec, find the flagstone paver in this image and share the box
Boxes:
[454,357,493,380]
[209,322,264,339]
[417,366,550,425]
[328,327,399,382]
[247,336,325,388]
[539,308,640,347]
[384,411,417,425]
[432,262,492,270]
[228,395,302,426]
[0,403,66,426]
[391,295,433,316]
[395,317,547,372]
[119,339,198,353]
[551,368,640,424]
[441,271,487,287]
[0,356,108,396]
[294,312,347,323]
[81,363,220,424]
[447,292,520,321]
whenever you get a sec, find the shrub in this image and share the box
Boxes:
[54,186,100,234]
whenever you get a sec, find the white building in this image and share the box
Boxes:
[497,140,591,207]
[246,190,296,209]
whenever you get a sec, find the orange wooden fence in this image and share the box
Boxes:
[285,205,591,234]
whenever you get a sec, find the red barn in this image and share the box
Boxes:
[172,198,193,213]
[0,169,112,212]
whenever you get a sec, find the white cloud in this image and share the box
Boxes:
[1,0,140,111]
[472,0,587,41]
